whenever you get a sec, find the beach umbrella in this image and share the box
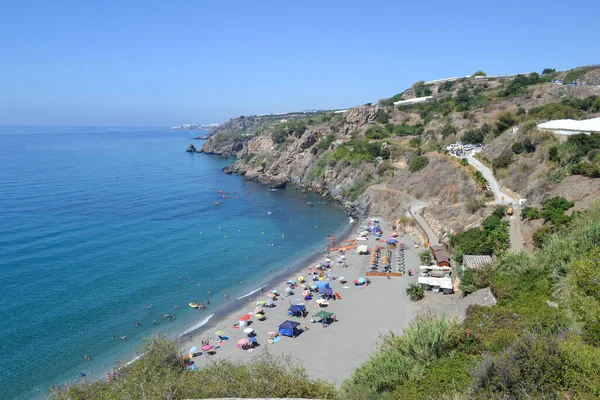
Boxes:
[214,331,225,336]
[249,337,257,343]
[271,289,278,294]
[298,276,305,282]
[244,327,254,334]
[239,314,250,321]
[255,313,264,319]
[286,280,294,285]
[202,345,212,351]
[285,287,292,293]
[189,346,198,354]
[253,306,263,313]
[267,293,276,299]
[266,298,274,306]
[237,338,250,345]
[316,299,327,304]
[256,300,266,305]
[358,277,366,284]
[302,290,310,297]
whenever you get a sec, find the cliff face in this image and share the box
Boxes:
[200,105,483,227]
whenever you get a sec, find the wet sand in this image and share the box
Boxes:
[185,220,423,385]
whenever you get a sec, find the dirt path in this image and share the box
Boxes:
[509,207,524,251]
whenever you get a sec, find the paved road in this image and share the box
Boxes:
[408,203,439,246]
[466,150,514,205]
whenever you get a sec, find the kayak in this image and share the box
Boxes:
[189,302,198,308]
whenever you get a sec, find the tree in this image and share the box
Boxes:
[472,70,487,77]
[409,155,429,172]
[406,283,425,301]
[542,68,556,75]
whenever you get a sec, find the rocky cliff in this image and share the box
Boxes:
[196,66,600,231]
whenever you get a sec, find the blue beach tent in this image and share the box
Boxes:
[288,304,306,316]
[320,287,333,296]
[278,320,301,337]
[316,281,330,291]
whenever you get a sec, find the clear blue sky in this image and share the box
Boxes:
[1,0,598,126]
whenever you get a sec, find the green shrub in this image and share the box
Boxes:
[495,111,518,133]
[460,265,493,295]
[408,155,429,172]
[501,73,541,97]
[461,128,484,144]
[492,150,513,171]
[522,206,541,220]
[511,137,535,154]
[329,139,389,162]
[375,109,389,124]
[472,70,487,77]
[385,123,425,136]
[307,158,327,181]
[341,315,460,398]
[413,82,432,97]
[344,178,371,201]
[438,80,455,93]
[271,130,287,144]
[460,158,469,166]
[316,133,336,150]
[563,65,600,83]
[541,196,574,227]
[364,126,390,140]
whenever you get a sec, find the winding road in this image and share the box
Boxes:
[466,150,523,251]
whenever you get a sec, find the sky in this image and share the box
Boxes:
[0,0,598,126]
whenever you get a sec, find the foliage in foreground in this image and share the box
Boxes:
[50,336,336,400]
[341,315,462,398]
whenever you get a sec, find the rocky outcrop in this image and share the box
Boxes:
[186,144,197,152]
[200,135,248,157]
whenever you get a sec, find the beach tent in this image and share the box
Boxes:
[288,304,306,317]
[371,226,377,234]
[265,298,274,307]
[386,238,397,244]
[316,281,330,291]
[313,310,333,320]
[278,320,301,337]
[320,287,333,296]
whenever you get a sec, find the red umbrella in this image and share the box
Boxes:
[237,338,250,345]
[239,315,250,321]
[202,345,212,351]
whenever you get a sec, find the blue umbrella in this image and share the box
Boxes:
[358,277,365,284]
[249,337,257,343]
[189,346,198,354]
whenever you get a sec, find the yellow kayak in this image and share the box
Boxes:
[189,302,198,308]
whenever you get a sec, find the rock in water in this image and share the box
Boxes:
[186,144,197,153]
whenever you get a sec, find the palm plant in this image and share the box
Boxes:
[406,283,424,301]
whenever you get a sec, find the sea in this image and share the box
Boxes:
[0,126,351,399]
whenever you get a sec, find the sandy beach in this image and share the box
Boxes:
[185,219,423,385]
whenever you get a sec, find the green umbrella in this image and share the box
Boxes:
[215,330,225,335]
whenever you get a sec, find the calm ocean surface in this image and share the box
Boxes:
[0,126,349,399]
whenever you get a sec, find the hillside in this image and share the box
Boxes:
[200,65,600,235]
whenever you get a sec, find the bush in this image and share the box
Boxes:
[364,126,390,140]
[472,70,487,77]
[420,250,432,264]
[51,336,337,400]
[406,283,425,301]
[385,123,425,136]
[438,80,455,93]
[409,155,429,172]
[541,196,574,227]
[460,265,492,295]
[466,197,486,214]
[316,133,336,150]
[461,128,484,144]
[307,158,327,181]
[470,335,569,398]
[492,150,513,171]
[460,158,469,166]
[271,130,287,144]
[374,109,389,124]
[344,178,371,201]
[501,73,541,97]
[495,111,518,133]
[413,82,432,97]
[341,315,460,398]
[522,206,541,220]
[510,137,535,154]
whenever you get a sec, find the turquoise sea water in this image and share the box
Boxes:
[0,127,349,399]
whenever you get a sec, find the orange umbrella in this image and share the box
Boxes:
[239,315,250,321]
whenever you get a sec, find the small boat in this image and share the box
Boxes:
[189,302,198,308]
